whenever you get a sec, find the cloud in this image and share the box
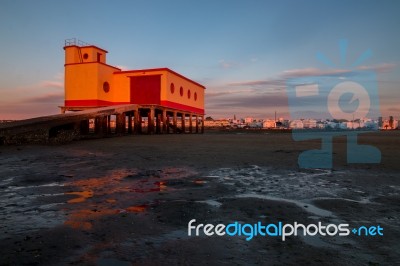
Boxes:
[218,59,237,69]
[39,80,63,89]
[22,93,64,104]
[206,89,256,97]
[281,68,350,78]
[116,65,129,71]
[357,63,397,73]
[227,79,286,88]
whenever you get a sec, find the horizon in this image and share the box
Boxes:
[1,0,399,120]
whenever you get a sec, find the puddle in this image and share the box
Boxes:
[197,199,222,208]
[62,167,197,230]
[235,193,334,217]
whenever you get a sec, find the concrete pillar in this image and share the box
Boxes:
[181,113,186,133]
[173,111,177,134]
[116,113,125,134]
[148,108,155,134]
[80,120,89,135]
[101,116,109,136]
[127,112,133,134]
[201,115,204,134]
[162,109,167,134]
[195,115,199,133]
[189,113,193,133]
[134,111,141,134]
[95,117,101,134]
[156,113,161,134]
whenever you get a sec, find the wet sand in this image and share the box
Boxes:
[0,131,399,265]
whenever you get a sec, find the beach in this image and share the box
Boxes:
[0,131,399,265]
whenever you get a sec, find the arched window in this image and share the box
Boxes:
[180,86,183,96]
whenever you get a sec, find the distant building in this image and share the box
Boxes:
[262,119,276,128]
[289,120,304,129]
[245,117,256,124]
[204,119,230,127]
[382,119,398,130]
[302,119,317,128]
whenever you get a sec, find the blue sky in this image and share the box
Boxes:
[0,0,399,119]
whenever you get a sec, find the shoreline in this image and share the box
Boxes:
[0,132,399,265]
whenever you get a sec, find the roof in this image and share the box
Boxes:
[114,68,206,89]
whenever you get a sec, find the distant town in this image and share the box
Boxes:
[204,116,399,130]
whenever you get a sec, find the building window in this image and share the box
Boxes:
[188,89,191,99]
[83,53,88,60]
[103,82,110,93]
[180,86,183,96]
[170,83,175,94]
[194,92,197,101]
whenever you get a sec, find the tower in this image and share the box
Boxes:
[63,39,120,110]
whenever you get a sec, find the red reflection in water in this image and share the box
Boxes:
[62,169,182,230]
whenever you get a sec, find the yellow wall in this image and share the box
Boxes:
[64,45,205,112]
[64,45,107,64]
[164,71,205,111]
[65,63,99,101]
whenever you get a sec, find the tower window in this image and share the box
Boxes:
[103,82,110,93]
[194,92,197,101]
[170,83,175,94]
[83,53,88,60]
[180,86,183,96]
[187,89,191,99]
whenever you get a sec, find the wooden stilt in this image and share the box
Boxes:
[173,111,177,134]
[148,108,155,134]
[196,115,199,133]
[189,113,193,133]
[116,113,125,134]
[162,109,167,134]
[201,115,204,134]
[181,113,185,133]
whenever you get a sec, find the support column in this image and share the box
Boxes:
[116,113,125,135]
[189,114,193,133]
[195,115,199,133]
[102,116,109,136]
[134,110,141,134]
[80,120,89,135]
[95,117,101,134]
[127,112,133,134]
[162,109,167,134]
[173,111,177,134]
[156,113,161,134]
[181,113,186,133]
[201,115,204,134]
[148,108,155,134]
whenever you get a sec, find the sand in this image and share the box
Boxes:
[0,131,399,265]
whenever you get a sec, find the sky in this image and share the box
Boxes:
[0,0,399,120]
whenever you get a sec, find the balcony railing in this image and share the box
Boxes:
[65,38,90,47]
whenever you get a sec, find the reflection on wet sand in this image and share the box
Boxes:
[63,167,195,230]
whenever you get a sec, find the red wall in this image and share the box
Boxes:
[130,75,161,104]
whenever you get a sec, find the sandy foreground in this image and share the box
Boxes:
[0,131,399,265]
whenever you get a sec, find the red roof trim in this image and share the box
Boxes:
[160,100,204,115]
[114,68,206,89]
[63,45,108,53]
[64,62,121,71]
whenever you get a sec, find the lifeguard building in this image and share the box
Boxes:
[61,38,206,134]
